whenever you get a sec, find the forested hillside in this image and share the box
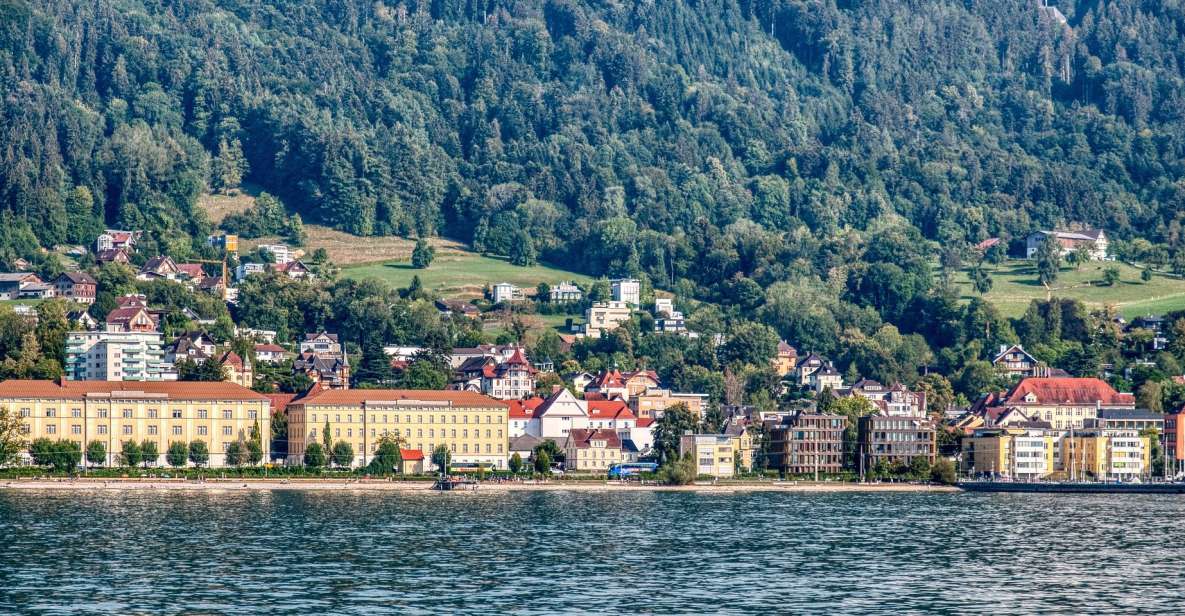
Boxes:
[4,0,1185,346]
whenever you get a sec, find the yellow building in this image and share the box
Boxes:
[630,389,708,420]
[680,434,736,478]
[1060,429,1150,480]
[0,379,270,467]
[287,389,509,469]
[564,428,623,472]
[961,427,1056,479]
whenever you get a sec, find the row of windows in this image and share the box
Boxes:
[309,427,503,440]
[18,407,259,420]
[308,412,501,425]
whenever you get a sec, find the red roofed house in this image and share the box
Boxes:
[584,368,659,401]
[217,350,253,388]
[481,348,536,400]
[254,344,289,364]
[105,296,158,332]
[507,397,546,437]
[176,263,206,280]
[271,260,313,280]
[971,377,1135,430]
[564,428,623,472]
[587,400,636,430]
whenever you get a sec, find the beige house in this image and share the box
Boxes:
[0,380,270,467]
[583,301,632,337]
[564,428,623,472]
[680,434,736,478]
[630,388,708,420]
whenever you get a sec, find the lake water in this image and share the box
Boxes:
[0,489,1181,614]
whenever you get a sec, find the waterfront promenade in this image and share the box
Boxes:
[0,477,959,493]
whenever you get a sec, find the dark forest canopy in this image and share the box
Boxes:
[4,0,1185,309]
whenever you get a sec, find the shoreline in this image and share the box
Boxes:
[0,478,960,493]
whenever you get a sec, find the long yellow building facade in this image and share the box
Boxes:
[963,427,1149,480]
[287,389,509,469]
[0,380,271,467]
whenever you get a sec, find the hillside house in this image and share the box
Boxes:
[1025,229,1108,261]
[53,272,97,305]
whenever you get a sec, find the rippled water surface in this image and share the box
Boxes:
[1,489,1182,614]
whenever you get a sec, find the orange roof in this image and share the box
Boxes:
[400,448,425,461]
[636,418,655,428]
[0,379,269,401]
[296,388,508,407]
[588,400,635,420]
[507,397,545,419]
[265,393,298,413]
[1004,377,1134,406]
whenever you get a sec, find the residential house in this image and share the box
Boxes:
[176,263,206,281]
[584,368,660,401]
[630,388,708,420]
[794,353,827,386]
[1060,428,1149,480]
[164,332,217,365]
[480,348,536,400]
[52,272,97,305]
[271,261,312,280]
[0,380,269,467]
[66,330,172,381]
[565,428,623,472]
[301,332,344,358]
[294,353,350,389]
[773,341,797,377]
[258,244,294,264]
[507,398,545,438]
[435,299,480,319]
[96,248,131,265]
[587,400,636,431]
[1128,315,1169,352]
[537,388,590,439]
[253,344,289,364]
[680,434,736,478]
[768,412,846,476]
[509,434,546,462]
[235,262,267,281]
[1165,407,1185,475]
[0,272,42,300]
[17,281,55,299]
[67,311,98,331]
[810,363,844,393]
[95,229,139,254]
[549,281,582,303]
[105,296,159,333]
[492,282,522,304]
[1084,409,1164,433]
[217,350,253,388]
[1025,229,1108,260]
[724,418,755,472]
[583,301,632,337]
[992,344,1042,379]
[843,380,926,417]
[610,278,641,307]
[567,371,596,392]
[970,377,1136,430]
[138,255,181,281]
[286,389,509,469]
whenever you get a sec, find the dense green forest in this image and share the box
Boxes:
[4,0,1185,380]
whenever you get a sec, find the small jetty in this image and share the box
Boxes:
[959,481,1185,494]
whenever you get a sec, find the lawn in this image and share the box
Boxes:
[955,260,1185,318]
[342,251,593,300]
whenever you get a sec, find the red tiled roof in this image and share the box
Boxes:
[254,344,285,353]
[567,428,622,449]
[265,393,298,413]
[507,397,545,419]
[975,237,1002,251]
[0,379,268,401]
[218,350,245,369]
[296,388,508,407]
[177,263,205,278]
[1004,377,1134,406]
[588,400,635,421]
[635,418,655,428]
[400,449,425,461]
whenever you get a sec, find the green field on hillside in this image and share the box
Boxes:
[341,251,593,300]
[955,260,1185,318]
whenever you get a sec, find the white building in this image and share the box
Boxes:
[258,244,294,264]
[492,282,522,304]
[550,281,583,303]
[611,278,641,307]
[235,262,266,281]
[66,330,174,382]
[583,301,632,337]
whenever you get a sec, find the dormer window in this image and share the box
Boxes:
[1024,393,1038,403]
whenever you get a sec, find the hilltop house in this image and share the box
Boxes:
[53,272,97,304]
[1025,229,1108,261]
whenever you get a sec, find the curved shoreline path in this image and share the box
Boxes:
[0,478,959,493]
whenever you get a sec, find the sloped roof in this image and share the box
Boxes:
[1004,377,1134,406]
[0,380,267,401]
[588,400,635,421]
[567,428,622,449]
[264,393,298,414]
[56,271,96,285]
[400,448,425,461]
[507,397,546,419]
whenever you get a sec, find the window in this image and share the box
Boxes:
[71,425,81,435]
[122,409,133,419]
[97,426,107,435]
[148,426,158,435]
[172,409,182,419]
[223,426,232,436]
[428,429,434,438]
[46,425,56,435]
[148,409,158,419]
[123,426,132,435]
[72,408,81,418]
[335,414,340,422]
[173,426,182,435]
[347,429,353,437]
[223,410,232,420]
[248,410,257,420]
[19,408,30,418]
[335,429,341,437]
[46,408,57,418]
[197,409,208,419]
[197,426,208,436]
